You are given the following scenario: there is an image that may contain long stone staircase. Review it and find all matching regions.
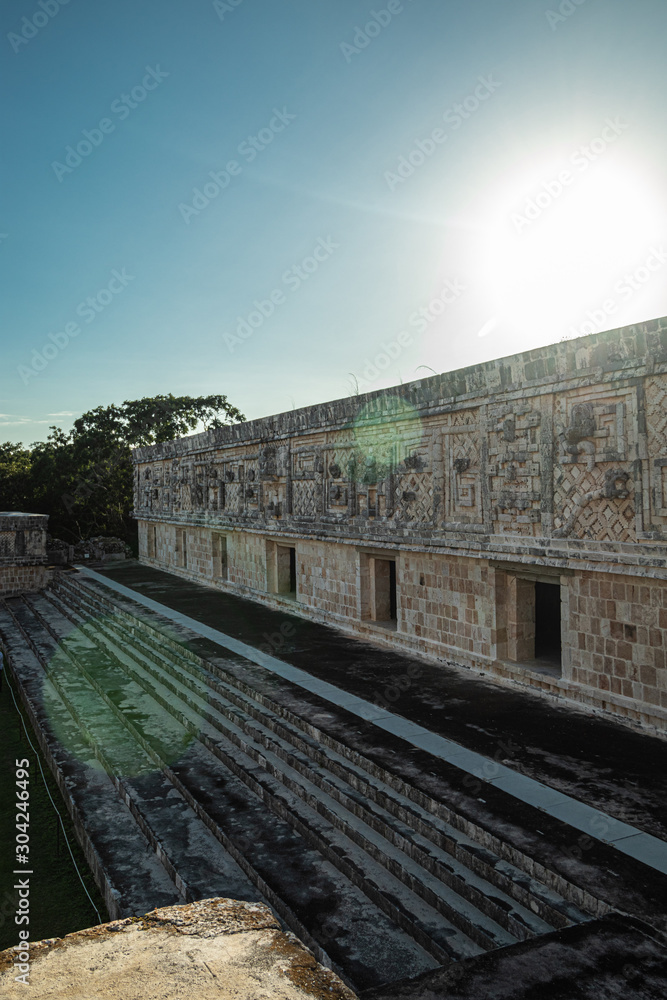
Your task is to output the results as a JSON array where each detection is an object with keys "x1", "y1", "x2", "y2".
[{"x1": 0, "y1": 573, "x2": 604, "y2": 991}]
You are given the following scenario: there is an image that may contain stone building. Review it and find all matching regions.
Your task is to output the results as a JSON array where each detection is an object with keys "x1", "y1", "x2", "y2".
[
  {"x1": 132, "y1": 319, "x2": 667, "y2": 735},
  {"x1": 0, "y1": 512, "x2": 49, "y2": 596}
]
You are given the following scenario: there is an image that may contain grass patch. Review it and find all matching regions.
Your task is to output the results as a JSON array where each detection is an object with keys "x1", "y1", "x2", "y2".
[{"x1": 0, "y1": 669, "x2": 109, "y2": 952}]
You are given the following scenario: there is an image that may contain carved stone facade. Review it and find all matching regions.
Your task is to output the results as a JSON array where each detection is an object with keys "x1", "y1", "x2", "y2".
[
  {"x1": 133, "y1": 318, "x2": 667, "y2": 736},
  {"x1": 0, "y1": 512, "x2": 49, "y2": 596}
]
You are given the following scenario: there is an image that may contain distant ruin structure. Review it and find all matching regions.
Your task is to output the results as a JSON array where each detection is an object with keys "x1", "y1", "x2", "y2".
[
  {"x1": 132, "y1": 319, "x2": 667, "y2": 735},
  {"x1": 0, "y1": 512, "x2": 49, "y2": 596}
]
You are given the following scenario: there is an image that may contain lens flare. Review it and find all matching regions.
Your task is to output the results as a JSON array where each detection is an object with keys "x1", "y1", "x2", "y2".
[
  {"x1": 43, "y1": 616, "x2": 195, "y2": 778},
  {"x1": 351, "y1": 395, "x2": 423, "y2": 482}
]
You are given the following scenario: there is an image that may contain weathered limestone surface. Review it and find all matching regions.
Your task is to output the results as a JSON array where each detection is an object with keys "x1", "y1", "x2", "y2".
[
  {"x1": 362, "y1": 914, "x2": 667, "y2": 1000},
  {"x1": 0, "y1": 897, "x2": 358, "y2": 999},
  {"x1": 131, "y1": 320, "x2": 667, "y2": 733},
  {"x1": 0, "y1": 512, "x2": 49, "y2": 596}
]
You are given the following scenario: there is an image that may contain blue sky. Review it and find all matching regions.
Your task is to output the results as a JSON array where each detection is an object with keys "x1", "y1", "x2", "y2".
[{"x1": 3, "y1": 0, "x2": 667, "y2": 444}]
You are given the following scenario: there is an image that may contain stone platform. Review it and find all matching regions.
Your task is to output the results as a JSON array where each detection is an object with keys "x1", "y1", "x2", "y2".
[
  {"x1": 0, "y1": 897, "x2": 356, "y2": 999},
  {"x1": 0, "y1": 512, "x2": 49, "y2": 597},
  {"x1": 1, "y1": 562, "x2": 666, "y2": 994}
]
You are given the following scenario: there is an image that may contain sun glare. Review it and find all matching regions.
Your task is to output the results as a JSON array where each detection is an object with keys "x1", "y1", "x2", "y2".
[{"x1": 475, "y1": 151, "x2": 667, "y2": 351}]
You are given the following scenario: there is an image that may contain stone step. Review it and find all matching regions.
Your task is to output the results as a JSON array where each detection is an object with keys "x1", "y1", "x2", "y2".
[
  {"x1": 51, "y1": 582, "x2": 590, "y2": 945},
  {"x1": 55, "y1": 575, "x2": 592, "y2": 930},
  {"x1": 49, "y1": 584, "x2": 527, "y2": 944},
  {"x1": 57, "y1": 592, "x2": 531, "y2": 952},
  {"x1": 19, "y1": 591, "x2": 443, "y2": 986},
  {"x1": 13, "y1": 596, "x2": 268, "y2": 907},
  {"x1": 0, "y1": 600, "x2": 179, "y2": 919},
  {"x1": 40, "y1": 588, "x2": 484, "y2": 965}
]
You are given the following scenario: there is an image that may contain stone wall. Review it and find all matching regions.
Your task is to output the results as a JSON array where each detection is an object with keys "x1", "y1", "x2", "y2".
[
  {"x1": 132, "y1": 319, "x2": 667, "y2": 735},
  {"x1": 0, "y1": 513, "x2": 49, "y2": 597},
  {"x1": 568, "y1": 571, "x2": 666, "y2": 711}
]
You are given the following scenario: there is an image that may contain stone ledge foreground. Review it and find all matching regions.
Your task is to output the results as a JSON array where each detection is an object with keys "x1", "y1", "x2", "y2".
[{"x1": 0, "y1": 897, "x2": 358, "y2": 1000}]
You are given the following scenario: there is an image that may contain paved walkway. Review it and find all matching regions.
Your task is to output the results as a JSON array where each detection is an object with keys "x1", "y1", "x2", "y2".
[{"x1": 80, "y1": 564, "x2": 667, "y2": 876}]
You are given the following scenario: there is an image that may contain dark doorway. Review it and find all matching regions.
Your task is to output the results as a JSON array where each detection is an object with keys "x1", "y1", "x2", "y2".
[
  {"x1": 289, "y1": 546, "x2": 297, "y2": 595},
  {"x1": 275, "y1": 543, "x2": 297, "y2": 597},
  {"x1": 389, "y1": 560, "x2": 397, "y2": 620},
  {"x1": 373, "y1": 558, "x2": 397, "y2": 623},
  {"x1": 534, "y1": 581, "x2": 561, "y2": 665},
  {"x1": 212, "y1": 534, "x2": 228, "y2": 580}
]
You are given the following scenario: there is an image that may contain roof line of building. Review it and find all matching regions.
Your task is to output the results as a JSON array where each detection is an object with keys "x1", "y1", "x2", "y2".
[{"x1": 131, "y1": 316, "x2": 667, "y2": 463}]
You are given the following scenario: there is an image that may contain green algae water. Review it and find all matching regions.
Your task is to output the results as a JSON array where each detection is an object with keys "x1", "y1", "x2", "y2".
[
  {"x1": 42, "y1": 615, "x2": 194, "y2": 779},
  {"x1": 0, "y1": 668, "x2": 108, "y2": 952}
]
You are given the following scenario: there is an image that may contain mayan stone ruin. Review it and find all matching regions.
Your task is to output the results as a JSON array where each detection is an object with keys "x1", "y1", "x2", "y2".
[
  {"x1": 0, "y1": 513, "x2": 49, "y2": 598},
  {"x1": 133, "y1": 319, "x2": 667, "y2": 736}
]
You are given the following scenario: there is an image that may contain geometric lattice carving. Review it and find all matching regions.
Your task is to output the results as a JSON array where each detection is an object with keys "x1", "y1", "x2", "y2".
[
  {"x1": 179, "y1": 485, "x2": 193, "y2": 512},
  {"x1": 0, "y1": 532, "x2": 17, "y2": 558},
  {"x1": 553, "y1": 388, "x2": 635, "y2": 540},
  {"x1": 554, "y1": 463, "x2": 635, "y2": 541},
  {"x1": 445, "y1": 409, "x2": 478, "y2": 428},
  {"x1": 292, "y1": 480, "x2": 318, "y2": 517},
  {"x1": 132, "y1": 353, "x2": 661, "y2": 553},
  {"x1": 225, "y1": 482, "x2": 244, "y2": 515},
  {"x1": 392, "y1": 472, "x2": 433, "y2": 523}
]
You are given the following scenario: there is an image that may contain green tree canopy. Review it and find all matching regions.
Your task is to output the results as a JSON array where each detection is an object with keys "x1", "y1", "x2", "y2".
[
  {"x1": 0, "y1": 442, "x2": 33, "y2": 511},
  {"x1": 72, "y1": 394, "x2": 245, "y2": 448},
  {"x1": 0, "y1": 394, "x2": 245, "y2": 545}
]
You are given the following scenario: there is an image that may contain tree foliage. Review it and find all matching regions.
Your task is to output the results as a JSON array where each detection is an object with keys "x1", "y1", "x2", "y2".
[
  {"x1": 0, "y1": 442, "x2": 33, "y2": 512},
  {"x1": 0, "y1": 394, "x2": 244, "y2": 545}
]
